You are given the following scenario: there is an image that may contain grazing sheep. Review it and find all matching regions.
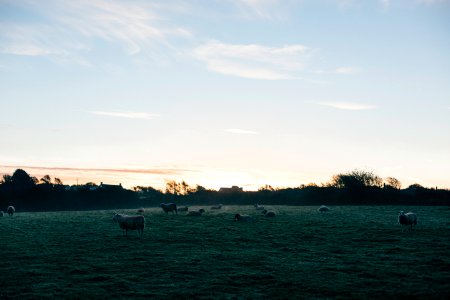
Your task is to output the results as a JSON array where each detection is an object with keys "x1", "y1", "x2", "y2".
[
  {"x1": 211, "y1": 204, "x2": 223, "y2": 210},
  {"x1": 137, "y1": 207, "x2": 145, "y2": 214},
  {"x1": 254, "y1": 204, "x2": 265, "y2": 210},
  {"x1": 112, "y1": 213, "x2": 145, "y2": 237},
  {"x1": 262, "y1": 210, "x2": 276, "y2": 217},
  {"x1": 187, "y1": 209, "x2": 205, "y2": 216},
  {"x1": 7, "y1": 206, "x2": 15, "y2": 216},
  {"x1": 178, "y1": 206, "x2": 189, "y2": 212},
  {"x1": 0, "y1": 211, "x2": 4, "y2": 217},
  {"x1": 160, "y1": 203, "x2": 177, "y2": 215},
  {"x1": 234, "y1": 214, "x2": 254, "y2": 222},
  {"x1": 318, "y1": 205, "x2": 330, "y2": 213},
  {"x1": 398, "y1": 211, "x2": 418, "y2": 231}
]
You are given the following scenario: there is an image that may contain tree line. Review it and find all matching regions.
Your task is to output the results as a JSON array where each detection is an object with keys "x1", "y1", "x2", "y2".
[{"x1": 0, "y1": 169, "x2": 448, "y2": 212}]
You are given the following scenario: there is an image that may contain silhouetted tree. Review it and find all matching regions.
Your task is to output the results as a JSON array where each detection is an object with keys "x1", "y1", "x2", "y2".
[
  {"x1": 385, "y1": 177, "x2": 401, "y2": 189},
  {"x1": 165, "y1": 180, "x2": 179, "y2": 195},
  {"x1": 407, "y1": 183, "x2": 425, "y2": 190},
  {"x1": 259, "y1": 184, "x2": 275, "y2": 191},
  {"x1": 329, "y1": 169, "x2": 383, "y2": 189},
  {"x1": 11, "y1": 169, "x2": 36, "y2": 191},
  {"x1": 40, "y1": 175, "x2": 52, "y2": 185},
  {"x1": 54, "y1": 177, "x2": 63, "y2": 185},
  {"x1": 1, "y1": 174, "x2": 12, "y2": 184}
]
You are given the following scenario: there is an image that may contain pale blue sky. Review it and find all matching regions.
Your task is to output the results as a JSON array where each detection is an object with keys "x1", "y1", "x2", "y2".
[{"x1": 1, "y1": 0, "x2": 449, "y2": 190}]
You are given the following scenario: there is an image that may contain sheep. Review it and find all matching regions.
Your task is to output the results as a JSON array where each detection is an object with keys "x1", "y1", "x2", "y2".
[
  {"x1": 137, "y1": 207, "x2": 145, "y2": 214},
  {"x1": 211, "y1": 204, "x2": 223, "y2": 210},
  {"x1": 318, "y1": 205, "x2": 330, "y2": 213},
  {"x1": 0, "y1": 211, "x2": 4, "y2": 217},
  {"x1": 7, "y1": 206, "x2": 15, "y2": 216},
  {"x1": 187, "y1": 209, "x2": 205, "y2": 216},
  {"x1": 398, "y1": 211, "x2": 418, "y2": 231},
  {"x1": 178, "y1": 206, "x2": 189, "y2": 212},
  {"x1": 112, "y1": 213, "x2": 145, "y2": 237},
  {"x1": 261, "y1": 210, "x2": 276, "y2": 217},
  {"x1": 234, "y1": 214, "x2": 254, "y2": 222},
  {"x1": 160, "y1": 203, "x2": 177, "y2": 215},
  {"x1": 254, "y1": 204, "x2": 265, "y2": 210}
]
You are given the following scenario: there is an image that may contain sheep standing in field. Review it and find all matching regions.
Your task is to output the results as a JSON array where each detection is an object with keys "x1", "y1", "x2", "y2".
[
  {"x1": 254, "y1": 204, "x2": 265, "y2": 210},
  {"x1": 137, "y1": 207, "x2": 145, "y2": 214},
  {"x1": 187, "y1": 208, "x2": 205, "y2": 216},
  {"x1": 7, "y1": 206, "x2": 15, "y2": 216},
  {"x1": 160, "y1": 203, "x2": 177, "y2": 215},
  {"x1": 112, "y1": 213, "x2": 145, "y2": 237},
  {"x1": 261, "y1": 209, "x2": 276, "y2": 217},
  {"x1": 235, "y1": 214, "x2": 254, "y2": 222},
  {"x1": 318, "y1": 205, "x2": 330, "y2": 213},
  {"x1": 398, "y1": 211, "x2": 418, "y2": 231},
  {"x1": 178, "y1": 206, "x2": 189, "y2": 212},
  {"x1": 0, "y1": 211, "x2": 4, "y2": 217},
  {"x1": 211, "y1": 204, "x2": 222, "y2": 210}
]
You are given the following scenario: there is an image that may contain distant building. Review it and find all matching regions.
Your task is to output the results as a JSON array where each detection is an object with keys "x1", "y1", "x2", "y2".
[
  {"x1": 218, "y1": 186, "x2": 243, "y2": 193},
  {"x1": 99, "y1": 182, "x2": 123, "y2": 190}
]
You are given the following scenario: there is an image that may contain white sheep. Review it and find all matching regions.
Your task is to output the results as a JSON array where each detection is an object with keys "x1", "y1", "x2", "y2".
[
  {"x1": 178, "y1": 206, "x2": 189, "y2": 212},
  {"x1": 261, "y1": 210, "x2": 276, "y2": 217},
  {"x1": 318, "y1": 205, "x2": 330, "y2": 213},
  {"x1": 211, "y1": 204, "x2": 222, "y2": 210},
  {"x1": 398, "y1": 211, "x2": 418, "y2": 231},
  {"x1": 254, "y1": 204, "x2": 265, "y2": 210},
  {"x1": 112, "y1": 213, "x2": 145, "y2": 237},
  {"x1": 187, "y1": 209, "x2": 205, "y2": 216},
  {"x1": 7, "y1": 206, "x2": 15, "y2": 216},
  {"x1": 160, "y1": 203, "x2": 177, "y2": 215},
  {"x1": 234, "y1": 213, "x2": 254, "y2": 222}
]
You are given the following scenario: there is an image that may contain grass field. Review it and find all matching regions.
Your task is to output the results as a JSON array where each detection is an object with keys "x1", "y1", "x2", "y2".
[{"x1": 1, "y1": 205, "x2": 450, "y2": 299}]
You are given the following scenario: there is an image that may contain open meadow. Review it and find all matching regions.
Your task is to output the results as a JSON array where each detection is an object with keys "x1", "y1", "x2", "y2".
[{"x1": 1, "y1": 205, "x2": 450, "y2": 299}]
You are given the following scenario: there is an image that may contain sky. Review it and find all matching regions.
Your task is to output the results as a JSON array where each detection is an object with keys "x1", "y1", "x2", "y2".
[{"x1": 0, "y1": 0, "x2": 449, "y2": 191}]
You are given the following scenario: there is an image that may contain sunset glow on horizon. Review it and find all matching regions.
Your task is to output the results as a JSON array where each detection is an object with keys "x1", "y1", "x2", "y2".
[{"x1": 1, "y1": 0, "x2": 449, "y2": 191}]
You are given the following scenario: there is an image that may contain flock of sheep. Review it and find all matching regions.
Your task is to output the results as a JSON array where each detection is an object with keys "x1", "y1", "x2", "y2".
[
  {"x1": 1, "y1": 203, "x2": 418, "y2": 237},
  {"x1": 111, "y1": 203, "x2": 419, "y2": 237}
]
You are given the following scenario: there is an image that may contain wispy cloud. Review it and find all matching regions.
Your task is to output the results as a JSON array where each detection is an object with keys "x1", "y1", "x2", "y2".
[
  {"x1": 89, "y1": 111, "x2": 160, "y2": 119},
  {"x1": 314, "y1": 66, "x2": 362, "y2": 75},
  {"x1": 232, "y1": 0, "x2": 285, "y2": 19},
  {"x1": 416, "y1": 0, "x2": 450, "y2": 5},
  {"x1": 313, "y1": 101, "x2": 378, "y2": 110},
  {"x1": 193, "y1": 40, "x2": 312, "y2": 80},
  {"x1": 0, "y1": 0, "x2": 191, "y2": 64},
  {"x1": 225, "y1": 128, "x2": 258, "y2": 134},
  {"x1": 334, "y1": 66, "x2": 362, "y2": 74}
]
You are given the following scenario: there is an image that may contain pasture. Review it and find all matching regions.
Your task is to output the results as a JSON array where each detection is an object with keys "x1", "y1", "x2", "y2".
[{"x1": 1, "y1": 206, "x2": 449, "y2": 299}]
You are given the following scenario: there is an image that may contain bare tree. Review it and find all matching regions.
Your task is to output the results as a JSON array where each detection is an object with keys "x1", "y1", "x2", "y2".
[
  {"x1": 385, "y1": 177, "x2": 401, "y2": 189},
  {"x1": 165, "y1": 180, "x2": 180, "y2": 195},
  {"x1": 40, "y1": 175, "x2": 51, "y2": 185},
  {"x1": 54, "y1": 177, "x2": 63, "y2": 185},
  {"x1": 258, "y1": 184, "x2": 275, "y2": 191}
]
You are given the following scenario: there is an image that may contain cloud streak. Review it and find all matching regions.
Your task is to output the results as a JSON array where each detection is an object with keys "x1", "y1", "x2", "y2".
[
  {"x1": 0, "y1": 165, "x2": 193, "y2": 176},
  {"x1": 225, "y1": 128, "x2": 258, "y2": 134},
  {"x1": 232, "y1": 0, "x2": 285, "y2": 19},
  {"x1": 313, "y1": 102, "x2": 378, "y2": 110},
  {"x1": 89, "y1": 111, "x2": 160, "y2": 119},
  {"x1": 193, "y1": 40, "x2": 311, "y2": 80}
]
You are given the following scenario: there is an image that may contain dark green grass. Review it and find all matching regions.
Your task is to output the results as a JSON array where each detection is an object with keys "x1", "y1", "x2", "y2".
[{"x1": 1, "y1": 206, "x2": 449, "y2": 299}]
